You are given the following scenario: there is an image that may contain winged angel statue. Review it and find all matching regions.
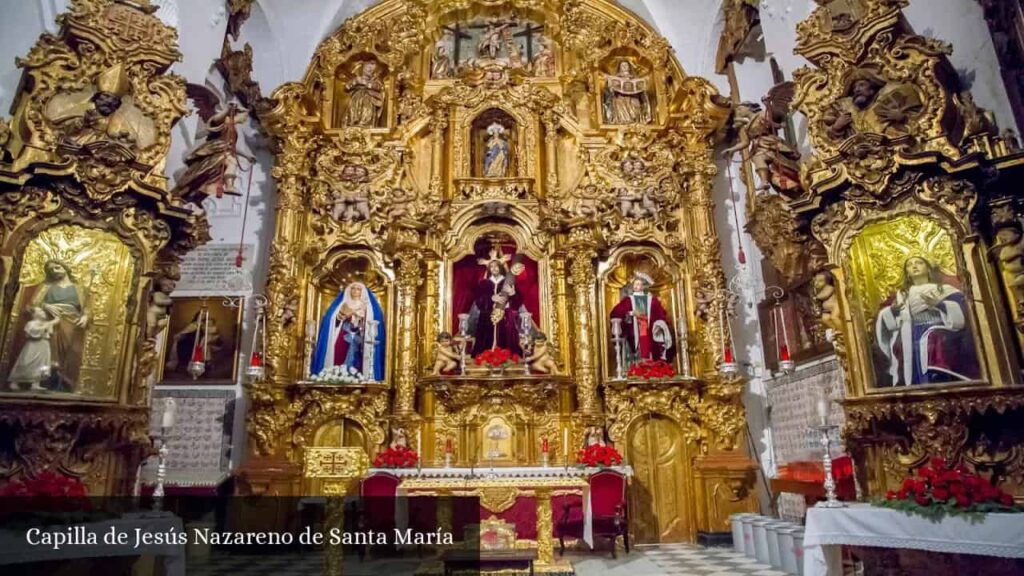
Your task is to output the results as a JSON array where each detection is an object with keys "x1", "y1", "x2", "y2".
[
  {"x1": 721, "y1": 82, "x2": 802, "y2": 197},
  {"x1": 171, "y1": 84, "x2": 255, "y2": 204}
]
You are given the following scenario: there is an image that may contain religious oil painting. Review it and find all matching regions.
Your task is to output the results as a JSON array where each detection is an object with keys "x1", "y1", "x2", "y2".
[
  {"x1": 431, "y1": 18, "x2": 555, "y2": 79},
  {"x1": 847, "y1": 215, "x2": 982, "y2": 389},
  {"x1": 451, "y1": 234, "x2": 541, "y2": 359},
  {"x1": 161, "y1": 297, "x2": 242, "y2": 384},
  {"x1": 601, "y1": 253, "x2": 679, "y2": 380},
  {"x1": 0, "y1": 225, "x2": 134, "y2": 398}
]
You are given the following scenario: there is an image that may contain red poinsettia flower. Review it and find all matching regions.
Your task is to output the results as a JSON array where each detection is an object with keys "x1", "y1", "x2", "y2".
[
  {"x1": 373, "y1": 446, "x2": 419, "y2": 469},
  {"x1": 575, "y1": 444, "x2": 623, "y2": 468},
  {"x1": 879, "y1": 456, "x2": 1020, "y2": 517},
  {"x1": 627, "y1": 360, "x2": 677, "y2": 381}
]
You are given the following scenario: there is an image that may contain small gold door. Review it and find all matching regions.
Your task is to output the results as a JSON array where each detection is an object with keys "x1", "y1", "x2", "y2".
[{"x1": 627, "y1": 415, "x2": 693, "y2": 543}]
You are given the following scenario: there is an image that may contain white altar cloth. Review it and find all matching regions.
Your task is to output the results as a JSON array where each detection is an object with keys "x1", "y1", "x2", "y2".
[
  {"x1": 803, "y1": 504, "x2": 1024, "y2": 576},
  {"x1": 368, "y1": 465, "x2": 634, "y2": 479},
  {"x1": 0, "y1": 513, "x2": 185, "y2": 576}
]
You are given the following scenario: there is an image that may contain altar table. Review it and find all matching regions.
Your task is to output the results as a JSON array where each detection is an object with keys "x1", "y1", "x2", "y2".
[
  {"x1": 381, "y1": 466, "x2": 633, "y2": 564},
  {"x1": 803, "y1": 504, "x2": 1024, "y2": 576}
]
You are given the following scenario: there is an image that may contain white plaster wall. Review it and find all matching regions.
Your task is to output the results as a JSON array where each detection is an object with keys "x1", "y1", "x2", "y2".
[
  {"x1": 904, "y1": 0, "x2": 1015, "y2": 131},
  {"x1": 0, "y1": 0, "x2": 64, "y2": 114}
]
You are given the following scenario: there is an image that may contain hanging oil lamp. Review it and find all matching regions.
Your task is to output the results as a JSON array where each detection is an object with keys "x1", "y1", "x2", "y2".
[
  {"x1": 187, "y1": 303, "x2": 210, "y2": 380},
  {"x1": 246, "y1": 296, "x2": 268, "y2": 382},
  {"x1": 776, "y1": 303, "x2": 794, "y2": 374},
  {"x1": 719, "y1": 303, "x2": 738, "y2": 375}
]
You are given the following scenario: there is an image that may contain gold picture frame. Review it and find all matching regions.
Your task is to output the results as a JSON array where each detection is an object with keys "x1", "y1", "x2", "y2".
[{"x1": 159, "y1": 297, "x2": 242, "y2": 384}]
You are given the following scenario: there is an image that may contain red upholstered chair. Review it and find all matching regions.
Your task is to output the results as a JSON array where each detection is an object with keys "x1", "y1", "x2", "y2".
[
  {"x1": 358, "y1": 472, "x2": 400, "y2": 557},
  {"x1": 557, "y1": 470, "x2": 629, "y2": 558}
]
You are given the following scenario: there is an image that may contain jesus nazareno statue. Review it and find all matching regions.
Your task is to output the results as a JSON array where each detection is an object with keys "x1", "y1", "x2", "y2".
[{"x1": 468, "y1": 258, "x2": 524, "y2": 356}]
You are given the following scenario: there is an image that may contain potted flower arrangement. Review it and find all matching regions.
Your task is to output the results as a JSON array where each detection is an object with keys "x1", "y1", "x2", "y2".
[
  {"x1": 310, "y1": 365, "x2": 372, "y2": 385},
  {"x1": 627, "y1": 359, "x2": 676, "y2": 381},
  {"x1": 373, "y1": 445, "x2": 419, "y2": 469},
  {"x1": 474, "y1": 347, "x2": 520, "y2": 375},
  {"x1": 576, "y1": 444, "x2": 623, "y2": 469},
  {"x1": 879, "y1": 457, "x2": 1020, "y2": 519}
]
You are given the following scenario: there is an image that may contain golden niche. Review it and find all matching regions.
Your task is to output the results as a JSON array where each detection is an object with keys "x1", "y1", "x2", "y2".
[
  {"x1": 846, "y1": 215, "x2": 982, "y2": 389},
  {"x1": 0, "y1": 225, "x2": 135, "y2": 398}
]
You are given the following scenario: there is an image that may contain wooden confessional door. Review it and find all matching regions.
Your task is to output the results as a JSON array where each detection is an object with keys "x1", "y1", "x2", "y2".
[{"x1": 627, "y1": 415, "x2": 694, "y2": 543}]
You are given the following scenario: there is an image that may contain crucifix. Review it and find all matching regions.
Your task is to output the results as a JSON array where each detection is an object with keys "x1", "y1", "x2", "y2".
[
  {"x1": 441, "y1": 24, "x2": 474, "y2": 66},
  {"x1": 513, "y1": 22, "x2": 545, "y2": 62}
]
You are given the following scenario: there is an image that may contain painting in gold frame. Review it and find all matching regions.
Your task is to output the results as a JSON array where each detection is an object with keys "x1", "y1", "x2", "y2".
[
  {"x1": 846, "y1": 214, "x2": 983, "y2": 389},
  {"x1": 160, "y1": 297, "x2": 242, "y2": 384},
  {"x1": 0, "y1": 225, "x2": 135, "y2": 400}
]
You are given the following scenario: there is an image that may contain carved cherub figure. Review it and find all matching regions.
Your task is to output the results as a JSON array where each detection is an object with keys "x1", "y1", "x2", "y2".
[
  {"x1": 585, "y1": 426, "x2": 605, "y2": 447},
  {"x1": 329, "y1": 180, "x2": 371, "y2": 222},
  {"x1": 387, "y1": 186, "x2": 416, "y2": 220},
  {"x1": 992, "y1": 222, "x2": 1024, "y2": 299},
  {"x1": 812, "y1": 271, "x2": 841, "y2": 336},
  {"x1": 145, "y1": 276, "x2": 176, "y2": 339},
  {"x1": 390, "y1": 427, "x2": 408, "y2": 449},
  {"x1": 431, "y1": 332, "x2": 461, "y2": 375},
  {"x1": 525, "y1": 331, "x2": 558, "y2": 374}
]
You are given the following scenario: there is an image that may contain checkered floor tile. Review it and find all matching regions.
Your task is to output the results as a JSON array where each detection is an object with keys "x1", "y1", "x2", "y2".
[
  {"x1": 184, "y1": 544, "x2": 787, "y2": 576},
  {"x1": 640, "y1": 544, "x2": 788, "y2": 576}
]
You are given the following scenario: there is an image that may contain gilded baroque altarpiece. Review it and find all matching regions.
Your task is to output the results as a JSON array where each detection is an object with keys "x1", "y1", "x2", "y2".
[
  {"x1": 0, "y1": 0, "x2": 208, "y2": 495},
  {"x1": 742, "y1": 0, "x2": 1024, "y2": 499},
  {"x1": 239, "y1": 0, "x2": 757, "y2": 542}
]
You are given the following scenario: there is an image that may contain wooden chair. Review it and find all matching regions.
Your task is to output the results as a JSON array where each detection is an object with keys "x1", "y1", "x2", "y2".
[{"x1": 557, "y1": 470, "x2": 629, "y2": 558}]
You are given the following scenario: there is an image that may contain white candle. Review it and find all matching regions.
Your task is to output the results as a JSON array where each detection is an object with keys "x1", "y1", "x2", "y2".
[
  {"x1": 563, "y1": 428, "x2": 569, "y2": 456},
  {"x1": 816, "y1": 393, "x2": 829, "y2": 427},
  {"x1": 416, "y1": 429, "x2": 422, "y2": 453},
  {"x1": 161, "y1": 398, "x2": 176, "y2": 429}
]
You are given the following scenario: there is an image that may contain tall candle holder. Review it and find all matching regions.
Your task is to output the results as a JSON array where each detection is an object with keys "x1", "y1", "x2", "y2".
[
  {"x1": 610, "y1": 318, "x2": 625, "y2": 379},
  {"x1": 813, "y1": 423, "x2": 845, "y2": 508},
  {"x1": 152, "y1": 397, "x2": 175, "y2": 512}
]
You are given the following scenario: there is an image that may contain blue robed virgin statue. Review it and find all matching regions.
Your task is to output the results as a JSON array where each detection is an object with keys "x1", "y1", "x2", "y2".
[{"x1": 311, "y1": 282, "x2": 386, "y2": 381}]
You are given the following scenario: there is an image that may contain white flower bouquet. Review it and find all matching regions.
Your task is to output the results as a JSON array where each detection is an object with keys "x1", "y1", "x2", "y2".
[{"x1": 310, "y1": 365, "x2": 373, "y2": 385}]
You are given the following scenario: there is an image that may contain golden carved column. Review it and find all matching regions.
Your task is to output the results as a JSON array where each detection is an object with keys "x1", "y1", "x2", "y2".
[
  {"x1": 536, "y1": 487, "x2": 555, "y2": 565},
  {"x1": 429, "y1": 114, "x2": 447, "y2": 201},
  {"x1": 551, "y1": 256, "x2": 571, "y2": 374},
  {"x1": 685, "y1": 160, "x2": 730, "y2": 375},
  {"x1": 566, "y1": 229, "x2": 600, "y2": 415},
  {"x1": 394, "y1": 249, "x2": 424, "y2": 415},
  {"x1": 542, "y1": 115, "x2": 560, "y2": 197}
]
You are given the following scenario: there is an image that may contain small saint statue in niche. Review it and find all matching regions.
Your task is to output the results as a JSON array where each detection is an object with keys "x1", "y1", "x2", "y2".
[
  {"x1": 432, "y1": 39, "x2": 454, "y2": 79},
  {"x1": 7, "y1": 307, "x2": 60, "y2": 391},
  {"x1": 603, "y1": 61, "x2": 653, "y2": 125},
  {"x1": 483, "y1": 123, "x2": 511, "y2": 178},
  {"x1": 532, "y1": 38, "x2": 556, "y2": 77},
  {"x1": 343, "y1": 61, "x2": 385, "y2": 128}
]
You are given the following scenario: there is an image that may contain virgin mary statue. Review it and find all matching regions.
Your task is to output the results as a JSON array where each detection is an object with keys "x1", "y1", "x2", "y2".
[
  {"x1": 311, "y1": 282, "x2": 386, "y2": 381},
  {"x1": 875, "y1": 256, "x2": 979, "y2": 386}
]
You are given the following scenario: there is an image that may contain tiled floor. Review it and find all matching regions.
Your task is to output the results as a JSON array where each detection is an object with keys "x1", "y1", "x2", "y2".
[
  {"x1": 641, "y1": 544, "x2": 788, "y2": 576},
  {"x1": 185, "y1": 544, "x2": 786, "y2": 576}
]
